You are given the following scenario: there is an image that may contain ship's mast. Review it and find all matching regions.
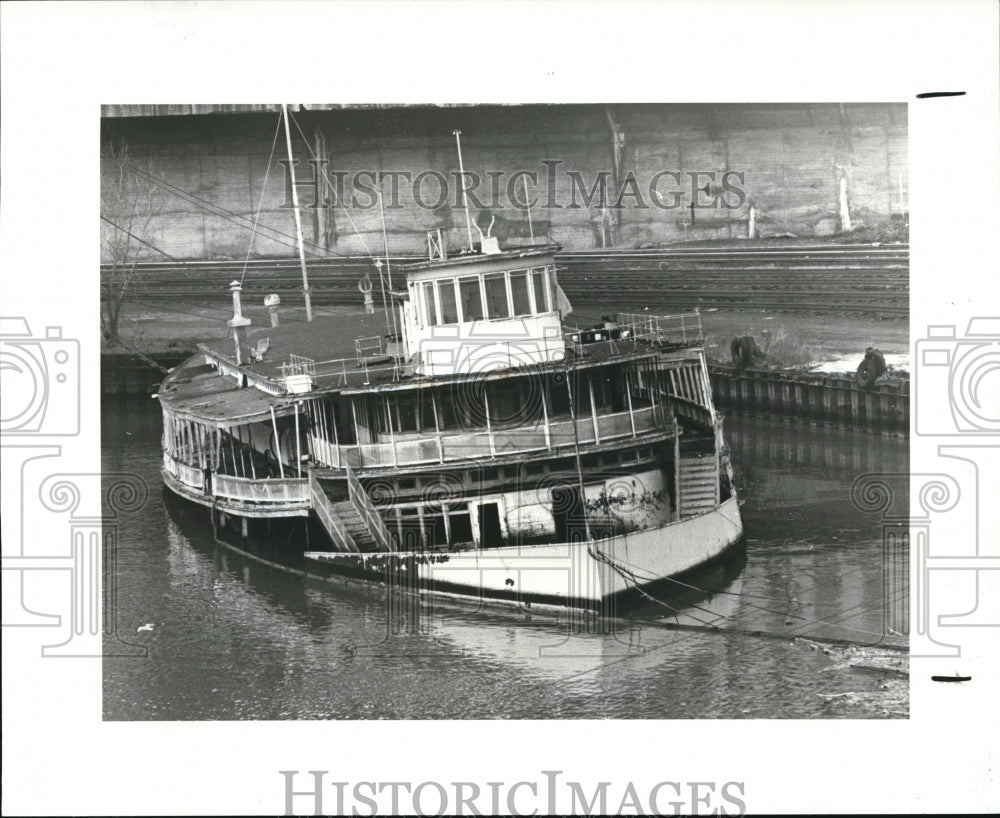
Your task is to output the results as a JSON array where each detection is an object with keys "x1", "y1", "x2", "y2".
[
  {"x1": 282, "y1": 103, "x2": 313, "y2": 322},
  {"x1": 453, "y1": 129, "x2": 474, "y2": 252}
]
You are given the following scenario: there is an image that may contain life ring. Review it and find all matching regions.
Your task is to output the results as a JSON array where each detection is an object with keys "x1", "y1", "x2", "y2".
[{"x1": 358, "y1": 274, "x2": 373, "y2": 294}]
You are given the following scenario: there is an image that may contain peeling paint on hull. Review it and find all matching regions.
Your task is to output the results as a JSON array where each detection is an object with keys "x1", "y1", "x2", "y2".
[{"x1": 305, "y1": 496, "x2": 743, "y2": 610}]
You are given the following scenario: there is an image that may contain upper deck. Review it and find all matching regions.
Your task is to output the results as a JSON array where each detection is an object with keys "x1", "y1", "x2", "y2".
[{"x1": 160, "y1": 236, "x2": 707, "y2": 424}]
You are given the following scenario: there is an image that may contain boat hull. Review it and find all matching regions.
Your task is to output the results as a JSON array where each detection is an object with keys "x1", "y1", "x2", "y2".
[{"x1": 304, "y1": 496, "x2": 743, "y2": 611}]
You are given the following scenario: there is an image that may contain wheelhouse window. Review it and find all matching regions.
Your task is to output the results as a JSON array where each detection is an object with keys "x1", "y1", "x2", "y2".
[
  {"x1": 419, "y1": 266, "x2": 553, "y2": 326},
  {"x1": 531, "y1": 268, "x2": 549, "y2": 312},
  {"x1": 438, "y1": 279, "x2": 459, "y2": 324},
  {"x1": 484, "y1": 273, "x2": 511, "y2": 319},
  {"x1": 509, "y1": 270, "x2": 532, "y2": 316},
  {"x1": 422, "y1": 281, "x2": 436, "y2": 326},
  {"x1": 459, "y1": 276, "x2": 484, "y2": 321}
]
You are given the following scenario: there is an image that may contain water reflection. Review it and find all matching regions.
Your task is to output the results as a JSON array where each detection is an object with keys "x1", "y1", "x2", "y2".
[{"x1": 103, "y1": 397, "x2": 907, "y2": 720}]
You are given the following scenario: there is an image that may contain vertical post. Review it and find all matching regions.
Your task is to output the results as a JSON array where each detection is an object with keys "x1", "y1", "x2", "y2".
[
  {"x1": 483, "y1": 388, "x2": 496, "y2": 457},
  {"x1": 674, "y1": 426, "x2": 681, "y2": 521},
  {"x1": 329, "y1": 400, "x2": 340, "y2": 468},
  {"x1": 541, "y1": 375, "x2": 551, "y2": 450},
  {"x1": 564, "y1": 369, "x2": 592, "y2": 542},
  {"x1": 270, "y1": 405, "x2": 285, "y2": 478},
  {"x1": 625, "y1": 365, "x2": 636, "y2": 437},
  {"x1": 588, "y1": 373, "x2": 601, "y2": 444},
  {"x1": 237, "y1": 426, "x2": 248, "y2": 476},
  {"x1": 294, "y1": 403, "x2": 302, "y2": 477},
  {"x1": 282, "y1": 103, "x2": 313, "y2": 322},
  {"x1": 376, "y1": 192, "x2": 395, "y2": 339},
  {"x1": 431, "y1": 391, "x2": 444, "y2": 463},
  {"x1": 245, "y1": 426, "x2": 257, "y2": 480},
  {"x1": 350, "y1": 396, "x2": 362, "y2": 466},
  {"x1": 453, "y1": 129, "x2": 474, "y2": 251},
  {"x1": 524, "y1": 174, "x2": 535, "y2": 242},
  {"x1": 229, "y1": 432, "x2": 240, "y2": 477}
]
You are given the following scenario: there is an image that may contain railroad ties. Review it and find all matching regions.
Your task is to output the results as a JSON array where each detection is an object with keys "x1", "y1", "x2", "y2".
[
  {"x1": 104, "y1": 243, "x2": 908, "y2": 318},
  {"x1": 556, "y1": 243, "x2": 908, "y2": 318}
]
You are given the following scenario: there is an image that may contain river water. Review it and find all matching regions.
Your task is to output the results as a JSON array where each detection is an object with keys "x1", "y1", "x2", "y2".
[{"x1": 102, "y1": 398, "x2": 908, "y2": 720}]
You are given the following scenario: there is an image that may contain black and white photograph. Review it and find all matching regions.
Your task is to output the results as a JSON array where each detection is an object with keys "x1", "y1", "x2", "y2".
[
  {"x1": 98, "y1": 101, "x2": 910, "y2": 724},
  {"x1": 2, "y1": 2, "x2": 998, "y2": 815}
]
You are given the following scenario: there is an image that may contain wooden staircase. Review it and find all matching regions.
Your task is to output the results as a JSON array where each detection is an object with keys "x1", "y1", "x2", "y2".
[
  {"x1": 677, "y1": 453, "x2": 720, "y2": 518},
  {"x1": 308, "y1": 468, "x2": 394, "y2": 553}
]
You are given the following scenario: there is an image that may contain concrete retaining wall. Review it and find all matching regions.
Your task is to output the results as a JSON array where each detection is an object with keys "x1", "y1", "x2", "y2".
[{"x1": 101, "y1": 103, "x2": 907, "y2": 260}]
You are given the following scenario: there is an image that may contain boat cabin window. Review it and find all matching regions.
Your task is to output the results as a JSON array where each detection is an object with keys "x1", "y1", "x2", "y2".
[
  {"x1": 438, "y1": 279, "x2": 459, "y2": 324},
  {"x1": 422, "y1": 281, "x2": 435, "y2": 326},
  {"x1": 531, "y1": 268, "x2": 549, "y2": 312},
  {"x1": 415, "y1": 265, "x2": 554, "y2": 327},
  {"x1": 509, "y1": 271, "x2": 532, "y2": 316},
  {"x1": 459, "y1": 276, "x2": 485, "y2": 321},
  {"x1": 484, "y1": 273, "x2": 511, "y2": 319}
]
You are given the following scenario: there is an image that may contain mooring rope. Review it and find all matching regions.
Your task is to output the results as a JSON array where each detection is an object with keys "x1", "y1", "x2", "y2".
[{"x1": 587, "y1": 542, "x2": 906, "y2": 651}]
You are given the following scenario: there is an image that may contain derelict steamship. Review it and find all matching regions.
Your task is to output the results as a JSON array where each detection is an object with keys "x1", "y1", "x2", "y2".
[{"x1": 156, "y1": 224, "x2": 743, "y2": 611}]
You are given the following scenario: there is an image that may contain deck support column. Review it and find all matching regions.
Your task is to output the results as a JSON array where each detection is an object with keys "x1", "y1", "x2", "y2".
[
  {"x1": 588, "y1": 374, "x2": 601, "y2": 444},
  {"x1": 541, "y1": 377, "x2": 551, "y2": 450},
  {"x1": 483, "y1": 388, "x2": 496, "y2": 457},
  {"x1": 270, "y1": 405, "x2": 285, "y2": 478},
  {"x1": 626, "y1": 366, "x2": 636, "y2": 438},
  {"x1": 431, "y1": 392, "x2": 444, "y2": 463},
  {"x1": 294, "y1": 403, "x2": 303, "y2": 476},
  {"x1": 329, "y1": 400, "x2": 341, "y2": 469}
]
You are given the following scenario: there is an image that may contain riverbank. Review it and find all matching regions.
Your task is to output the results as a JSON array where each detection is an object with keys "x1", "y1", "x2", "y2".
[{"x1": 107, "y1": 301, "x2": 908, "y2": 365}]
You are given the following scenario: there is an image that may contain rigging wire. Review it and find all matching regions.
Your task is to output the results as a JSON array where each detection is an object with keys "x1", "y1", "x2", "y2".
[
  {"x1": 287, "y1": 108, "x2": 380, "y2": 264},
  {"x1": 240, "y1": 112, "x2": 284, "y2": 286},
  {"x1": 120, "y1": 163, "x2": 326, "y2": 257},
  {"x1": 100, "y1": 215, "x2": 181, "y2": 262},
  {"x1": 287, "y1": 107, "x2": 401, "y2": 341}
]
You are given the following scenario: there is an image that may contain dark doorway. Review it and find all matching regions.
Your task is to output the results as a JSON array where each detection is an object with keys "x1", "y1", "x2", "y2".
[
  {"x1": 551, "y1": 485, "x2": 585, "y2": 543},
  {"x1": 478, "y1": 503, "x2": 503, "y2": 547}
]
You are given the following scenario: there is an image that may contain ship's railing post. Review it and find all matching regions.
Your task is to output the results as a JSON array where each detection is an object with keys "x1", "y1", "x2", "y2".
[
  {"x1": 626, "y1": 365, "x2": 637, "y2": 438},
  {"x1": 483, "y1": 389, "x2": 496, "y2": 457},
  {"x1": 541, "y1": 378, "x2": 552, "y2": 450}
]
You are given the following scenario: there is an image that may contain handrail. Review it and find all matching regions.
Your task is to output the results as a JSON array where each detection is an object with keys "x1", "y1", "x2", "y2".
[
  {"x1": 308, "y1": 471, "x2": 359, "y2": 553},
  {"x1": 345, "y1": 464, "x2": 395, "y2": 552},
  {"x1": 616, "y1": 311, "x2": 703, "y2": 344}
]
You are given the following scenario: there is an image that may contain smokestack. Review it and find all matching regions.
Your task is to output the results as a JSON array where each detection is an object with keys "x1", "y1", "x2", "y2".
[
  {"x1": 227, "y1": 280, "x2": 252, "y2": 366},
  {"x1": 265, "y1": 293, "x2": 281, "y2": 328}
]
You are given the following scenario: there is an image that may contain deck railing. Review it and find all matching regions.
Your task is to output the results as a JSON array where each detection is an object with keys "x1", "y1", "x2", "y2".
[
  {"x1": 617, "y1": 311, "x2": 703, "y2": 345},
  {"x1": 164, "y1": 453, "x2": 308, "y2": 508},
  {"x1": 329, "y1": 404, "x2": 666, "y2": 469},
  {"x1": 213, "y1": 473, "x2": 309, "y2": 505}
]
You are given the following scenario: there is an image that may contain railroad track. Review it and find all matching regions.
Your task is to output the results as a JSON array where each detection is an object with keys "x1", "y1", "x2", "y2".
[
  {"x1": 556, "y1": 244, "x2": 908, "y2": 317},
  {"x1": 105, "y1": 243, "x2": 909, "y2": 317}
]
